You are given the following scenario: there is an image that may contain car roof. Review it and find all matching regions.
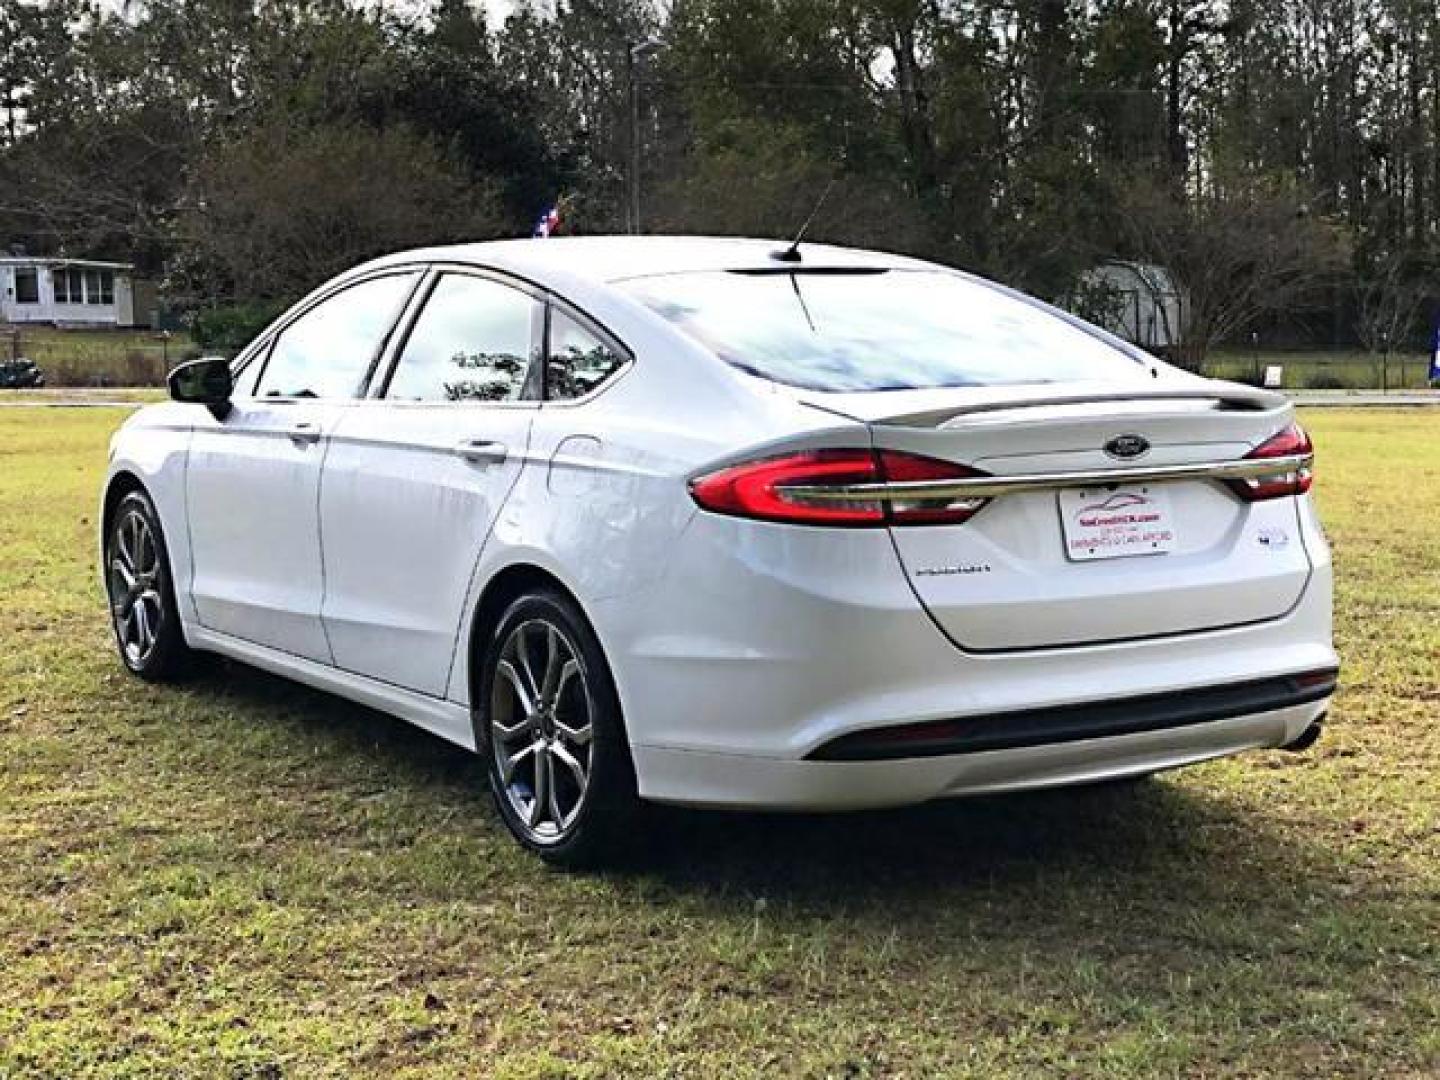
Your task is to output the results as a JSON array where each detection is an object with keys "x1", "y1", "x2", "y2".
[{"x1": 363, "y1": 235, "x2": 935, "y2": 285}]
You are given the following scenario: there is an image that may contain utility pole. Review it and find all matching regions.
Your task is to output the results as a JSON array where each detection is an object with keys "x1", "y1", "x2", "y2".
[
  {"x1": 2, "y1": 82, "x2": 16, "y2": 146},
  {"x1": 627, "y1": 39, "x2": 661, "y2": 235}
]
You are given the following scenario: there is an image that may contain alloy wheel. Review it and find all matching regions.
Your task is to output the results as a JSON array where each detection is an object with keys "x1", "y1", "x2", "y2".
[
  {"x1": 489, "y1": 618, "x2": 594, "y2": 844},
  {"x1": 108, "y1": 508, "x2": 165, "y2": 668}
]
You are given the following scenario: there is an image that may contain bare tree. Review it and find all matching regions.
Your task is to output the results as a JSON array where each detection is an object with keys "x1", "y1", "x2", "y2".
[
  {"x1": 178, "y1": 122, "x2": 505, "y2": 300},
  {"x1": 1118, "y1": 176, "x2": 1348, "y2": 370},
  {"x1": 1356, "y1": 250, "x2": 1425, "y2": 353}
]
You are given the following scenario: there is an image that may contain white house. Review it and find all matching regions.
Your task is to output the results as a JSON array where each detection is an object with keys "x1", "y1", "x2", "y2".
[
  {"x1": 1081, "y1": 261, "x2": 1188, "y2": 351},
  {"x1": 0, "y1": 256, "x2": 152, "y2": 327}
]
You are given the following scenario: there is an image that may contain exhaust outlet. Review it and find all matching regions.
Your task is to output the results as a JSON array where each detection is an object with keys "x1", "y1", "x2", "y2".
[{"x1": 1281, "y1": 714, "x2": 1326, "y2": 753}]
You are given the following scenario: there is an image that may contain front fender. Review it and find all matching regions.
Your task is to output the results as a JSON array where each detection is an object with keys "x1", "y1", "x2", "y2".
[{"x1": 101, "y1": 404, "x2": 196, "y2": 628}]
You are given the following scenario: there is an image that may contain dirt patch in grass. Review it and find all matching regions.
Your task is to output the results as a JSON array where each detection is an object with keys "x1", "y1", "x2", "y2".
[{"x1": 0, "y1": 408, "x2": 1435, "y2": 1077}]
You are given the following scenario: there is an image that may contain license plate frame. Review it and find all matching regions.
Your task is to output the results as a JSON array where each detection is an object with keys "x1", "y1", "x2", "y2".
[{"x1": 1058, "y1": 484, "x2": 1177, "y2": 562}]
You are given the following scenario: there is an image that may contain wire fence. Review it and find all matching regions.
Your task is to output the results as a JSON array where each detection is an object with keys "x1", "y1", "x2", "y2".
[
  {"x1": 2, "y1": 325, "x2": 192, "y2": 387},
  {"x1": 1205, "y1": 349, "x2": 1435, "y2": 391}
]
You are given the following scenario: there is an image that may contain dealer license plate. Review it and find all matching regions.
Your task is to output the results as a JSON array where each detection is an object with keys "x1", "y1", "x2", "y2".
[{"x1": 1058, "y1": 485, "x2": 1177, "y2": 562}]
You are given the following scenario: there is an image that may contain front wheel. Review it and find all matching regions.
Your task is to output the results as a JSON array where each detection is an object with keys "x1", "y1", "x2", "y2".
[
  {"x1": 104, "y1": 489, "x2": 192, "y2": 682},
  {"x1": 476, "y1": 589, "x2": 639, "y2": 866}
]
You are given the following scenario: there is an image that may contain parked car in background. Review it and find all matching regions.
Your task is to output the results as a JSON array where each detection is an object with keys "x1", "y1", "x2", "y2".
[
  {"x1": 0, "y1": 358, "x2": 45, "y2": 388},
  {"x1": 100, "y1": 237, "x2": 1338, "y2": 864}
]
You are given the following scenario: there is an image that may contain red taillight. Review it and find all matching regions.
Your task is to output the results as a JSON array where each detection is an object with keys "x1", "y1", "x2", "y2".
[
  {"x1": 689, "y1": 449, "x2": 990, "y2": 527},
  {"x1": 1229, "y1": 423, "x2": 1315, "y2": 502},
  {"x1": 689, "y1": 449, "x2": 887, "y2": 526},
  {"x1": 875, "y1": 450, "x2": 991, "y2": 525}
]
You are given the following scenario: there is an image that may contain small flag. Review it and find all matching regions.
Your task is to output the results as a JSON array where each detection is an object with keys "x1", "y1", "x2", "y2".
[
  {"x1": 532, "y1": 205, "x2": 561, "y2": 239},
  {"x1": 1431, "y1": 318, "x2": 1440, "y2": 383}
]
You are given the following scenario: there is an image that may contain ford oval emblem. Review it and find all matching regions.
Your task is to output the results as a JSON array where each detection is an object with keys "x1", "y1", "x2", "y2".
[{"x1": 1104, "y1": 434, "x2": 1150, "y2": 460}]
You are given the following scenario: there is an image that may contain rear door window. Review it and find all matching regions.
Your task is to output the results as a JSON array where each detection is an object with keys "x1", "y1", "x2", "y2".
[
  {"x1": 621, "y1": 270, "x2": 1146, "y2": 392},
  {"x1": 386, "y1": 273, "x2": 537, "y2": 404}
]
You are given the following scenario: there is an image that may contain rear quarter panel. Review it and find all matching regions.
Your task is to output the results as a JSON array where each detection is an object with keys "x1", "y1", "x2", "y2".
[{"x1": 440, "y1": 291, "x2": 870, "y2": 710}]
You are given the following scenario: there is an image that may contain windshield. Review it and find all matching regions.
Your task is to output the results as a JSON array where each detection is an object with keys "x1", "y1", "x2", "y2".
[{"x1": 621, "y1": 269, "x2": 1147, "y2": 392}]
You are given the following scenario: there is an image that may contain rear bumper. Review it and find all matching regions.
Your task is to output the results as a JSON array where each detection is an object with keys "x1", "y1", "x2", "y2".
[
  {"x1": 634, "y1": 698, "x2": 1329, "y2": 810},
  {"x1": 596, "y1": 493, "x2": 1336, "y2": 809}
]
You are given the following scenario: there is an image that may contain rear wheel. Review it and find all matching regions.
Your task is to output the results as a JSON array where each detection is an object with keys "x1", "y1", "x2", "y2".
[
  {"x1": 476, "y1": 589, "x2": 639, "y2": 866},
  {"x1": 104, "y1": 489, "x2": 192, "y2": 682}
]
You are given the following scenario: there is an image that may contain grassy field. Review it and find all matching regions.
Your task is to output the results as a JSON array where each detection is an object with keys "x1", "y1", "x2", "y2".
[
  {"x1": 0, "y1": 388, "x2": 168, "y2": 405},
  {"x1": 3, "y1": 327, "x2": 194, "y2": 388},
  {"x1": 0, "y1": 409, "x2": 1436, "y2": 1078},
  {"x1": 1207, "y1": 349, "x2": 1435, "y2": 390}
]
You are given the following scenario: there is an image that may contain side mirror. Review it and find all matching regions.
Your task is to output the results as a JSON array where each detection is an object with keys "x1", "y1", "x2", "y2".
[{"x1": 168, "y1": 356, "x2": 233, "y2": 419}]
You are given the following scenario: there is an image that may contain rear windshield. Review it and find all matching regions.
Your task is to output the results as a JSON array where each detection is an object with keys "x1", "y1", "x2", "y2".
[{"x1": 621, "y1": 269, "x2": 1146, "y2": 392}]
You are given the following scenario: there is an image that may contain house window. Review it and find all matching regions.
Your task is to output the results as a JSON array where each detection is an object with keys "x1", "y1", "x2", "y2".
[
  {"x1": 14, "y1": 269, "x2": 39, "y2": 304},
  {"x1": 54, "y1": 267, "x2": 85, "y2": 304},
  {"x1": 52, "y1": 267, "x2": 114, "y2": 305}
]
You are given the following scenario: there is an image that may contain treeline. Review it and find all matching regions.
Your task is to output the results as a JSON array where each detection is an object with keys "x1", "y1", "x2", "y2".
[{"x1": 2, "y1": 0, "x2": 1438, "y2": 359}]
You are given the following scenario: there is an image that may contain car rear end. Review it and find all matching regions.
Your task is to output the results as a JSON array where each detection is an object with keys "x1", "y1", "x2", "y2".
[{"x1": 610, "y1": 256, "x2": 1337, "y2": 809}]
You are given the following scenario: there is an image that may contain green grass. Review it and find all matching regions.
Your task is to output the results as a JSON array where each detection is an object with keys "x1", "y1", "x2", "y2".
[
  {"x1": 1207, "y1": 349, "x2": 1434, "y2": 390},
  {"x1": 0, "y1": 388, "x2": 167, "y2": 405},
  {"x1": 2, "y1": 326, "x2": 194, "y2": 388},
  {"x1": 1, "y1": 408, "x2": 1436, "y2": 1077}
]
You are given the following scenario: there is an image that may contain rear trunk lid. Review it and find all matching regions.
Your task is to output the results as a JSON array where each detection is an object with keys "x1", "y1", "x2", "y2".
[{"x1": 800, "y1": 379, "x2": 1314, "y2": 651}]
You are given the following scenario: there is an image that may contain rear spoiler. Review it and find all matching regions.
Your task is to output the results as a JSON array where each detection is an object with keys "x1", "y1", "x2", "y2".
[
  {"x1": 797, "y1": 380, "x2": 1290, "y2": 428},
  {"x1": 934, "y1": 385, "x2": 1287, "y2": 423}
]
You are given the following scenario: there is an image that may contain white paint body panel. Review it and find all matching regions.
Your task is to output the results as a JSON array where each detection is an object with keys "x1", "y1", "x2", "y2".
[
  {"x1": 319, "y1": 402, "x2": 535, "y2": 696},
  {"x1": 185, "y1": 399, "x2": 342, "y2": 663},
  {"x1": 103, "y1": 237, "x2": 1337, "y2": 813}
]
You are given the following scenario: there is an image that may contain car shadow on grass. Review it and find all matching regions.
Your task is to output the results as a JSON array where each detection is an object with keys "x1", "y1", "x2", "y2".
[
  {"x1": 186, "y1": 655, "x2": 1370, "y2": 935},
  {"x1": 173, "y1": 653, "x2": 1440, "y2": 1061}
]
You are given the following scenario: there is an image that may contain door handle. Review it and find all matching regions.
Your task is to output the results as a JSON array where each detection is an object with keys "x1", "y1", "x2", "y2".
[
  {"x1": 455, "y1": 439, "x2": 508, "y2": 465},
  {"x1": 289, "y1": 421, "x2": 322, "y2": 446}
]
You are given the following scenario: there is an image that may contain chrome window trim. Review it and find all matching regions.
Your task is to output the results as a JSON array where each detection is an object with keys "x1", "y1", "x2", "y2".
[{"x1": 226, "y1": 257, "x2": 639, "y2": 409}]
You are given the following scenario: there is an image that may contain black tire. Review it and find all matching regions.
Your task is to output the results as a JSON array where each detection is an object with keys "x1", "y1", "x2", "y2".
[
  {"x1": 475, "y1": 588, "x2": 640, "y2": 867},
  {"x1": 104, "y1": 488, "x2": 193, "y2": 682}
]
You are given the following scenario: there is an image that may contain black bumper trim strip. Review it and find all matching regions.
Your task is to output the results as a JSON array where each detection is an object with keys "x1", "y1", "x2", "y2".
[{"x1": 807, "y1": 671, "x2": 1339, "y2": 762}]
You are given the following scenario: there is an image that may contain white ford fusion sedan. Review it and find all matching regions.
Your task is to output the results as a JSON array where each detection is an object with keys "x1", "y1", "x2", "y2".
[{"x1": 101, "y1": 236, "x2": 1338, "y2": 863}]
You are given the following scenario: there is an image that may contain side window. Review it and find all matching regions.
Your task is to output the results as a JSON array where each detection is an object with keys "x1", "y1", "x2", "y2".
[
  {"x1": 255, "y1": 273, "x2": 418, "y2": 399},
  {"x1": 546, "y1": 309, "x2": 627, "y2": 401},
  {"x1": 386, "y1": 274, "x2": 535, "y2": 403},
  {"x1": 14, "y1": 269, "x2": 39, "y2": 304}
]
